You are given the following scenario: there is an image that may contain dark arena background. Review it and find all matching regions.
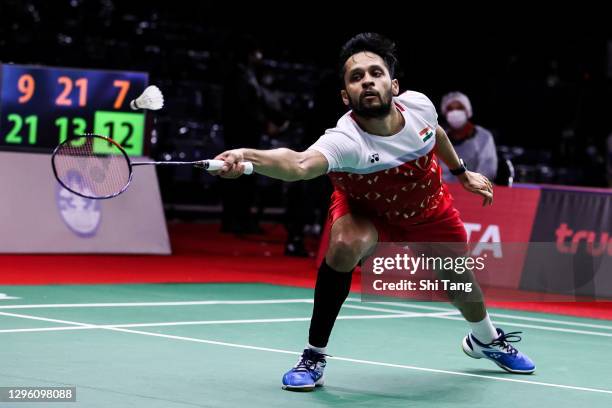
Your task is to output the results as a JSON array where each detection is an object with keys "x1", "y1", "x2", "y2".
[{"x1": 1, "y1": 2, "x2": 611, "y2": 407}]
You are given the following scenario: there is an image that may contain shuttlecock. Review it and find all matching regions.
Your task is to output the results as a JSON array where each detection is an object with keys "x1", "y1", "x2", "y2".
[{"x1": 130, "y1": 85, "x2": 164, "y2": 110}]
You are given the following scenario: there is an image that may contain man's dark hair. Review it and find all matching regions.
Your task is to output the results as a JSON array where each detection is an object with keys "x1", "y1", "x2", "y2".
[{"x1": 338, "y1": 33, "x2": 398, "y2": 83}]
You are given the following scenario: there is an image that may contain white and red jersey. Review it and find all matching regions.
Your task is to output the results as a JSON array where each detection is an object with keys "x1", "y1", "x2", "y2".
[{"x1": 308, "y1": 90, "x2": 452, "y2": 226}]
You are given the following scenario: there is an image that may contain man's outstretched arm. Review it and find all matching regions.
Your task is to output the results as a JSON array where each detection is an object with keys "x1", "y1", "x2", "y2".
[
  {"x1": 212, "y1": 148, "x2": 329, "y2": 182},
  {"x1": 434, "y1": 125, "x2": 494, "y2": 206}
]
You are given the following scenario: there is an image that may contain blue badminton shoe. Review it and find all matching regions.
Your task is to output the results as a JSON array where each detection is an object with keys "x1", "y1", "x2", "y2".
[
  {"x1": 282, "y1": 348, "x2": 327, "y2": 391},
  {"x1": 462, "y1": 328, "x2": 536, "y2": 374}
]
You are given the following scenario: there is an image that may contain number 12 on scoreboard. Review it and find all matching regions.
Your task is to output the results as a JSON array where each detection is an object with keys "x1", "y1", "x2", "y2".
[{"x1": 93, "y1": 111, "x2": 144, "y2": 156}]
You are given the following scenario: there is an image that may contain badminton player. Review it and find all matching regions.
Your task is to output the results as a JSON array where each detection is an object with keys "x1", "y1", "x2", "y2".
[{"x1": 212, "y1": 32, "x2": 535, "y2": 391}]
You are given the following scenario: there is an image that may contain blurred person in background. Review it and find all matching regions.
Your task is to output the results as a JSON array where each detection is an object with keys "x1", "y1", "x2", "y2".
[
  {"x1": 221, "y1": 37, "x2": 313, "y2": 252},
  {"x1": 220, "y1": 36, "x2": 273, "y2": 234},
  {"x1": 439, "y1": 92, "x2": 498, "y2": 183},
  {"x1": 283, "y1": 72, "x2": 344, "y2": 257}
]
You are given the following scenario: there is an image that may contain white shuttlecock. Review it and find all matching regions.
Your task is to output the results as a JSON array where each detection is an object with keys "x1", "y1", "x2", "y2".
[{"x1": 130, "y1": 85, "x2": 164, "y2": 110}]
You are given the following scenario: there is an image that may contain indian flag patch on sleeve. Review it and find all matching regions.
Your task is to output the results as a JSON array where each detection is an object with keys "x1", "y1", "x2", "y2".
[{"x1": 419, "y1": 127, "x2": 434, "y2": 142}]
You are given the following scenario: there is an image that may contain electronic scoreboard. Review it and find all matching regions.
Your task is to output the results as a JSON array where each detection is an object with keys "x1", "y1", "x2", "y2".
[{"x1": 0, "y1": 64, "x2": 148, "y2": 155}]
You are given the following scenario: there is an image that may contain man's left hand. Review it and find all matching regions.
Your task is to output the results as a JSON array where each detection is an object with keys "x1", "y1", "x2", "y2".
[{"x1": 458, "y1": 171, "x2": 493, "y2": 206}]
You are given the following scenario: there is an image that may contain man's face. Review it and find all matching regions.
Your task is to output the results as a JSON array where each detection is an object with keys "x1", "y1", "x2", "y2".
[{"x1": 341, "y1": 51, "x2": 399, "y2": 119}]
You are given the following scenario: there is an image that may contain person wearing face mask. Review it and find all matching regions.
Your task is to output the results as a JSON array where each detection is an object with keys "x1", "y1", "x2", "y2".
[{"x1": 439, "y1": 92, "x2": 498, "y2": 183}]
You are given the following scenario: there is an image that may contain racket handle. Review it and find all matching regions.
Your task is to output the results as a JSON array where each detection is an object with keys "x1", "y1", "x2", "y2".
[{"x1": 204, "y1": 160, "x2": 254, "y2": 175}]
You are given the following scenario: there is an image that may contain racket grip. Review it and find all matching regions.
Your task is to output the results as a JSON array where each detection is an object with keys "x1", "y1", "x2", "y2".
[{"x1": 204, "y1": 160, "x2": 254, "y2": 175}]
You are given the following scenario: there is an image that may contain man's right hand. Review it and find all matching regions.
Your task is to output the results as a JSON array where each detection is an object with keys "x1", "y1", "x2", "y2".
[
  {"x1": 205, "y1": 147, "x2": 327, "y2": 182},
  {"x1": 210, "y1": 149, "x2": 248, "y2": 179}
]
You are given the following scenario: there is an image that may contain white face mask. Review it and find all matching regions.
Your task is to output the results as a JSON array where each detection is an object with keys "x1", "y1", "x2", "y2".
[{"x1": 446, "y1": 110, "x2": 468, "y2": 129}]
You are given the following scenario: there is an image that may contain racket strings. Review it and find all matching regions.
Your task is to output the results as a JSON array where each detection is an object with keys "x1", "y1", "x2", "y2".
[{"x1": 53, "y1": 136, "x2": 131, "y2": 199}]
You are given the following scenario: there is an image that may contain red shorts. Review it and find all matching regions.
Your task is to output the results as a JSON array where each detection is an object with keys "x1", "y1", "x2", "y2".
[{"x1": 328, "y1": 190, "x2": 468, "y2": 243}]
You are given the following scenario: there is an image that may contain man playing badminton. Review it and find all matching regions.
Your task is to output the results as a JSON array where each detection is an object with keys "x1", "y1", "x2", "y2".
[{"x1": 212, "y1": 33, "x2": 535, "y2": 391}]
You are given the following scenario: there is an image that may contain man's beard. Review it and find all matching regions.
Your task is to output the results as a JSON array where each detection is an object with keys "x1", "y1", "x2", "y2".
[{"x1": 349, "y1": 90, "x2": 393, "y2": 119}]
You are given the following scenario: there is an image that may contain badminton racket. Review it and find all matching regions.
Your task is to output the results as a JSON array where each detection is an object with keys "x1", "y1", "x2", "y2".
[{"x1": 51, "y1": 133, "x2": 253, "y2": 199}]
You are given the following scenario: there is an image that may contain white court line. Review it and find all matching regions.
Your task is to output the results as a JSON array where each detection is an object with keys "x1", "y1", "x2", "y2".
[
  {"x1": 1, "y1": 297, "x2": 611, "y2": 335},
  {"x1": 347, "y1": 299, "x2": 612, "y2": 331},
  {"x1": 0, "y1": 326, "x2": 89, "y2": 334},
  {"x1": 2, "y1": 311, "x2": 612, "y2": 396},
  {"x1": 345, "y1": 300, "x2": 612, "y2": 337},
  {"x1": 350, "y1": 299, "x2": 452, "y2": 312},
  {"x1": 342, "y1": 303, "x2": 455, "y2": 315},
  {"x1": 486, "y1": 312, "x2": 612, "y2": 331},
  {"x1": 2, "y1": 296, "x2": 610, "y2": 329},
  {"x1": 0, "y1": 311, "x2": 458, "y2": 334},
  {"x1": 0, "y1": 299, "x2": 315, "y2": 310},
  {"x1": 435, "y1": 315, "x2": 612, "y2": 338},
  {"x1": 0, "y1": 312, "x2": 99, "y2": 328}
]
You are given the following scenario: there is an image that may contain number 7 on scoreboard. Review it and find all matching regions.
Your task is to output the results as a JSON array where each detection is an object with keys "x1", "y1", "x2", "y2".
[{"x1": 113, "y1": 80, "x2": 130, "y2": 109}]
